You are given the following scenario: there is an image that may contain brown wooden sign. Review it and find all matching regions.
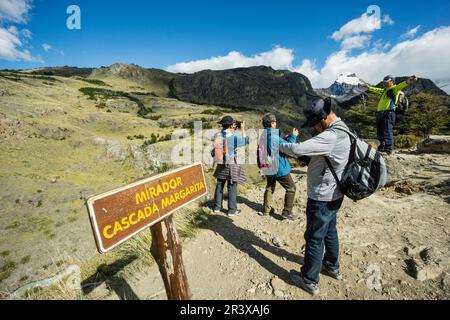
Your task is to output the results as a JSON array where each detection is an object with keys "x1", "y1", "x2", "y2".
[{"x1": 86, "y1": 162, "x2": 207, "y2": 253}]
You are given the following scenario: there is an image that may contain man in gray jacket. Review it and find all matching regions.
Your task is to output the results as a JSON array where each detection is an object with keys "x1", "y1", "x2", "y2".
[{"x1": 279, "y1": 98, "x2": 351, "y2": 295}]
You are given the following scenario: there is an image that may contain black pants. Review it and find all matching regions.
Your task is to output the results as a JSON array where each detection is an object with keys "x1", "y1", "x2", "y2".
[
  {"x1": 263, "y1": 174, "x2": 296, "y2": 216},
  {"x1": 376, "y1": 110, "x2": 396, "y2": 152}
]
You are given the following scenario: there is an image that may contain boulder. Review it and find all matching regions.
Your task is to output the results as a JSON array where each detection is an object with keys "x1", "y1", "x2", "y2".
[{"x1": 417, "y1": 136, "x2": 450, "y2": 154}]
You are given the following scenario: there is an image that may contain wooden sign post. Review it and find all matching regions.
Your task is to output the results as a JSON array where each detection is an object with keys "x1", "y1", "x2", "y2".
[{"x1": 86, "y1": 162, "x2": 207, "y2": 300}]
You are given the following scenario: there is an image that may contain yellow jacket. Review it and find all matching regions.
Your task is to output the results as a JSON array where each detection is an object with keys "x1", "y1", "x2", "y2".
[{"x1": 368, "y1": 81, "x2": 409, "y2": 112}]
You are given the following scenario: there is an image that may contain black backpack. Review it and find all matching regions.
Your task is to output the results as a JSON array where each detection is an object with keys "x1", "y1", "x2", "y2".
[{"x1": 324, "y1": 124, "x2": 388, "y2": 202}]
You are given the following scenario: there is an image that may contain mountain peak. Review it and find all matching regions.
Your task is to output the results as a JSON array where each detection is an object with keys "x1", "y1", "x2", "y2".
[{"x1": 335, "y1": 73, "x2": 363, "y2": 86}]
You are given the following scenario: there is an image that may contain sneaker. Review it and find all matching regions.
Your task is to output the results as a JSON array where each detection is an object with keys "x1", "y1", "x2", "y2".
[
  {"x1": 257, "y1": 211, "x2": 269, "y2": 216},
  {"x1": 290, "y1": 270, "x2": 319, "y2": 296},
  {"x1": 227, "y1": 209, "x2": 241, "y2": 217},
  {"x1": 321, "y1": 266, "x2": 343, "y2": 281},
  {"x1": 213, "y1": 209, "x2": 221, "y2": 214},
  {"x1": 282, "y1": 213, "x2": 299, "y2": 221}
]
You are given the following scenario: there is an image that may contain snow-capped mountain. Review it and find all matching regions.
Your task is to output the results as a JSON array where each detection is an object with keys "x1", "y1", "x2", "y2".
[
  {"x1": 335, "y1": 73, "x2": 364, "y2": 86},
  {"x1": 316, "y1": 73, "x2": 366, "y2": 102}
]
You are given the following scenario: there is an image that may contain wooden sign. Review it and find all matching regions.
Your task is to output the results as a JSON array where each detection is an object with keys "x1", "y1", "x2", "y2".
[{"x1": 86, "y1": 162, "x2": 207, "y2": 253}]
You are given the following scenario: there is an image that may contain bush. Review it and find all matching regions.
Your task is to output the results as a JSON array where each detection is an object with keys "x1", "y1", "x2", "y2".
[
  {"x1": 79, "y1": 78, "x2": 110, "y2": 86},
  {"x1": 201, "y1": 109, "x2": 223, "y2": 116},
  {"x1": 79, "y1": 87, "x2": 152, "y2": 118},
  {"x1": 395, "y1": 135, "x2": 422, "y2": 148},
  {"x1": 399, "y1": 93, "x2": 449, "y2": 138}
]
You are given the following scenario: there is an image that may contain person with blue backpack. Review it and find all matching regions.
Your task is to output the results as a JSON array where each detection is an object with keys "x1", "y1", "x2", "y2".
[
  {"x1": 212, "y1": 116, "x2": 249, "y2": 217},
  {"x1": 257, "y1": 113, "x2": 299, "y2": 220}
]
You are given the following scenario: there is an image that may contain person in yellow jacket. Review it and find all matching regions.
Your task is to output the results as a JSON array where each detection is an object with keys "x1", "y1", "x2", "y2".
[{"x1": 362, "y1": 75, "x2": 417, "y2": 154}]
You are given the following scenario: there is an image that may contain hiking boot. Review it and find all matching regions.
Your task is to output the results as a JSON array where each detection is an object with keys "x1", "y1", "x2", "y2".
[
  {"x1": 290, "y1": 270, "x2": 319, "y2": 296},
  {"x1": 227, "y1": 209, "x2": 241, "y2": 217},
  {"x1": 321, "y1": 266, "x2": 343, "y2": 281}
]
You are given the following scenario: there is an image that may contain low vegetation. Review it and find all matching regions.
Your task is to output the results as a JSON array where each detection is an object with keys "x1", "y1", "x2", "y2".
[
  {"x1": 78, "y1": 78, "x2": 110, "y2": 87},
  {"x1": 344, "y1": 92, "x2": 450, "y2": 144},
  {"x1": 79, "y1": 87, "x2": 152, "y2": 117}
]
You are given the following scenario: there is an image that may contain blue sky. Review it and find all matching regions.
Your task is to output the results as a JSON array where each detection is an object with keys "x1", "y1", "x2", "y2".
[{"x1": 1, "y1": 0, "x2": 449, "y2": 87}]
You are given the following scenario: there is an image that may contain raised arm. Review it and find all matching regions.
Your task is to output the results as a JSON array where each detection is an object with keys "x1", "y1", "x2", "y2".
[
  {"x1": 279, "y1": 130, "x2": 337, "y2": 157},
  {"x1": 368, "y1": 86, "x2": 384, "y2": 95}
]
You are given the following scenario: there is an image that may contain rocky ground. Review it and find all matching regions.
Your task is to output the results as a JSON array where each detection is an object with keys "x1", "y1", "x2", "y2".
[{"x1": 85, "y1": 151, "x2": 450, "y2": 300}]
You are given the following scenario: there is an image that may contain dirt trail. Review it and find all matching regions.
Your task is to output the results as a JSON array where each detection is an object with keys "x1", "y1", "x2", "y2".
[{"x1": 96, "y1": 151, "x2": 450, "y2": 300}]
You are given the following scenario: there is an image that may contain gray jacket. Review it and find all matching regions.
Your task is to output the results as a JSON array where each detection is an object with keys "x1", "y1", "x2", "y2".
[{"x1": 279, "y1": 118, "x2": 351, "y2": 202}]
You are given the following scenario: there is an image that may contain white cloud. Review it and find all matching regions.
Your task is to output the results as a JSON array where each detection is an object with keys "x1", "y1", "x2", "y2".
[
  {"x1": 299, "y1": 26, "x2": 450, "y2": 88},
  {"x1": 340, "y1": 35, "x2": 371, "y2": 50},
  {"x1": 166, "y1": 47, "x2": 295, "y2": 73},
  {"x1": 401, "y1": 25, "x2": 421, "y2": 39},
  {"x1": 0, "y1": 27, "x2": 41, "y2": 62},
  {"x1": 42, "y1": 43, "x2": 52, "y2": 52},
  {"x1": 166, "y1": 26, "x2": 450, "y2": 91},
  {"x1": 0, "y1": 0, "x2": 32, "y2": 24},
  {"x1": 295, "y1": 59, "x2": 321, "y2": 84},
  {"x1": 21, "y1": 28, "x2": 32, "y2": 39},
  {"x1": 7, "y1": 25, "x2": 18, "y2": 35},
  {"x1": 331, "y1": 12, "x2": 386, "y2": 41},
  {"x1": 0, "y1": 0, "x2": 40, "y2": 62},
  {"x1": 330, "y1": 8, "x2": 394, "y2": 52}
]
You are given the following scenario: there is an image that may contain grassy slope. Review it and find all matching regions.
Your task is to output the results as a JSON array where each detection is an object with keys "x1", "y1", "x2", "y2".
[{"x1": 0, "y1": 72, "x2": 266, "y2": 296}]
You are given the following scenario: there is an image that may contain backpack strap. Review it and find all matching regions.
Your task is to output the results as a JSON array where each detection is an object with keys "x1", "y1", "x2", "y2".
[
  {"x1": 323, "y1": 121, "x2": 357, "y2": 195},
  {"x1": 324, "y1": 157, "x2": 343, "y2": 192},
  {"x1": 222, "y1": 131, "x2": 227, "y2": 163}
]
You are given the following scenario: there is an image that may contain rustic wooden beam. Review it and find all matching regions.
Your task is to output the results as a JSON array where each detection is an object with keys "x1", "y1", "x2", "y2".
[{"x1": 150, "y1": 216, "x2": 191, "y2": 300}]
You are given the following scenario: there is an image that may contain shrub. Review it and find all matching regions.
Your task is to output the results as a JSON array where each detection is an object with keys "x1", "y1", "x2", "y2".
[
  {"x1": 79, "y1": 87, "x2": 152, "y2": 117},
  {"x1": 79, "y1": 78, "x2": 110, "y2": 86},
  {"x1": 395, "y1": 135, "x2": 422, "y2": 148},
  {"x1": 201, "y1": 109, "x2": 223, "y2": 116}
]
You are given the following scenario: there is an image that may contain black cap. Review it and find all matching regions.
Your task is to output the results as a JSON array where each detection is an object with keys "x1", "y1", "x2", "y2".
[
  {"x1": 383, "y1": 75, "x2": 395, "y2": 83},
  {"x1": 301, "y1": 98, "x2": 332, "y2": 128},
  {"x1": 218, "y1": 115, "x2": 234, "y2": 125}
]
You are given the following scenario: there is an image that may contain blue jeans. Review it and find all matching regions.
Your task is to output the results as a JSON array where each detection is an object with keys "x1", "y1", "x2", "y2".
[
  {"x1": 214, "y1": 179, "x2": 238, "y2": 214},
  {"x1": 301, "y1": 197, "x2": 344, "y2": 285},
  {"x1": 376, "y1": 110, "x2": 396, "y2": 152}
]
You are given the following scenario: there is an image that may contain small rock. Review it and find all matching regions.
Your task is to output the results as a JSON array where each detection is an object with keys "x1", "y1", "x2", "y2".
[
  {"x1": 416, "y1": 265, "x2": 444, "y2": 282},
  {"x1": 366, "y1": 264, "x2": 382, "y2": 291},
  {"x1": 272, "y1": 237, "x2": 284, "y2": 247},
  {"x1": 399, "y1": 280, "x2": 408, "y2": 286},
  {"x1": 441, "y1": 273, "x2": 450, "y2": 291},
  {"x1": 271, "y1": 277, "x2": 288, "y2": 292},
  {"x1": 247, "y1": 287, "x2": 256, "y2": 294},
  {"x1": 274, "y1": 290, "x2": 284, "y2": 298},
  {"x1": 405, "y1": 245, "x2": 427, "y2": 257}
]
